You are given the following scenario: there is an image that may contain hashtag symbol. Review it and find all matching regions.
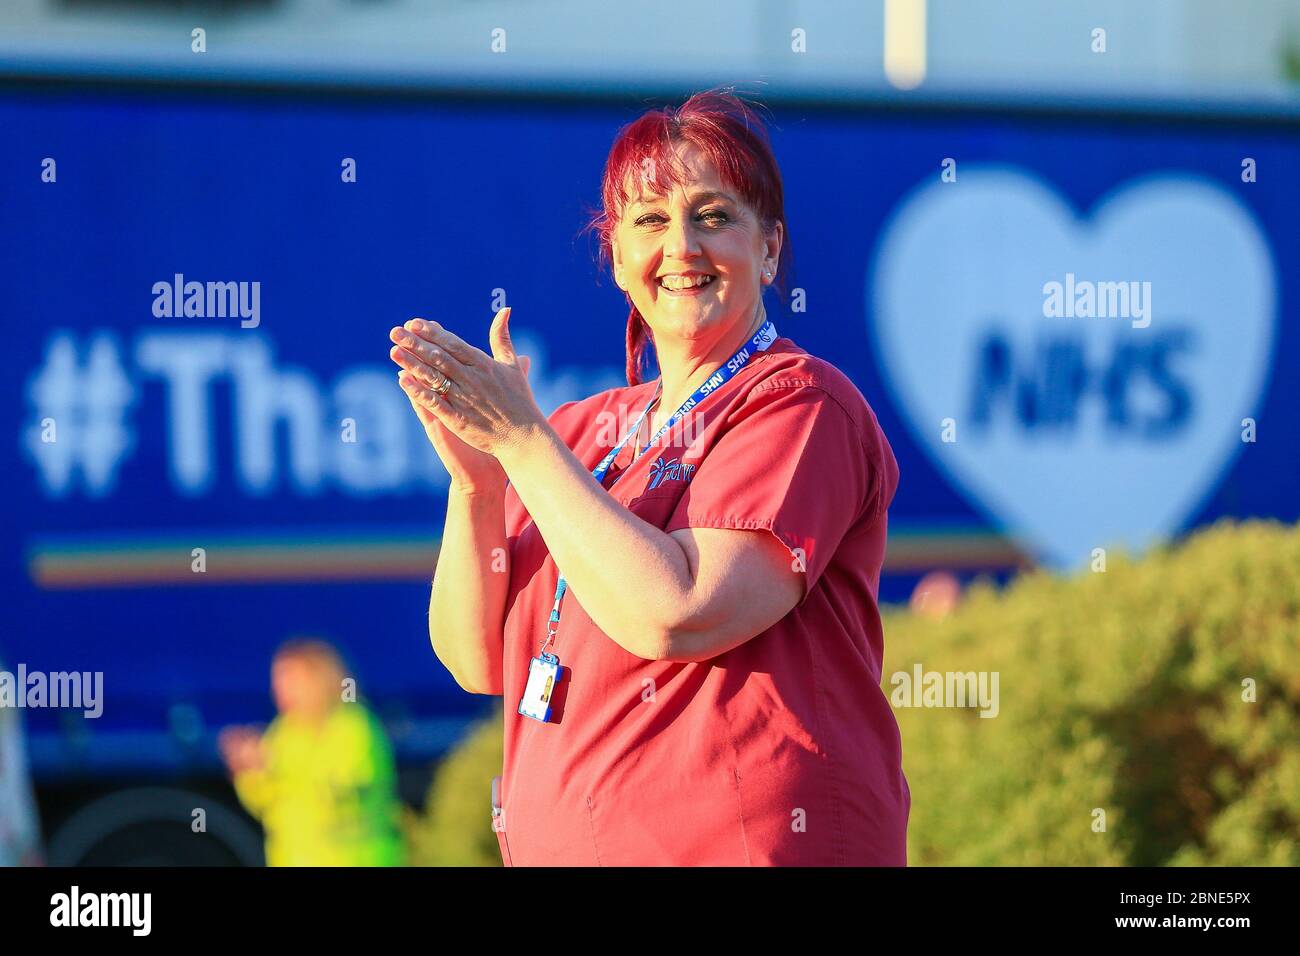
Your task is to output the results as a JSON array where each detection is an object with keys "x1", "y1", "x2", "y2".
[{"x1": 25, "y1": 333, "x2": 136, "y2": 497}]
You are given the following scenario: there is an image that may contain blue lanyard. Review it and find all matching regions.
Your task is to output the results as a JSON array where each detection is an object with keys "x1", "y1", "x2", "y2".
[{"x1": 538, "y1": 318, "x2": 779, "y2": 655}]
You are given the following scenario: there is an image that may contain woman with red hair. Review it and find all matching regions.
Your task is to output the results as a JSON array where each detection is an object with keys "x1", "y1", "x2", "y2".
[{"x1": 388, "y1": 89, "x2": 908, "y2": 866}]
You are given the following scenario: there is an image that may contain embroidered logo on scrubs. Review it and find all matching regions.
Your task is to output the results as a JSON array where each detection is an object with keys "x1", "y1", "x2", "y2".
[{"x1": 647, "y1": 456, "x2": 697, "y2": 491}]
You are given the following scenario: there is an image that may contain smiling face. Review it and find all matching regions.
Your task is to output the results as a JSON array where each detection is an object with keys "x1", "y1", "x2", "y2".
[{"x1": 611, "y1": 142, "x2": 781, "y2": 349}]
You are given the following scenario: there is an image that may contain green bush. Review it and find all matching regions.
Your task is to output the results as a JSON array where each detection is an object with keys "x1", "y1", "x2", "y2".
[
  {"x1": 411, "y1": 518, "x2": 1299, "y2": 866},
  {"x1": 888, "y1": 517, "x2": 1300, "y2": 866},
  {"x1": 404, "y1": 712, "x2": 504, "y2": 867}
]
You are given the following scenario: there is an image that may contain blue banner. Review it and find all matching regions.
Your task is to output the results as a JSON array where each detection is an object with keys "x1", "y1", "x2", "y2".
[{"x1": 3, "y1": 87, "x2": 1297, "y2": 773}]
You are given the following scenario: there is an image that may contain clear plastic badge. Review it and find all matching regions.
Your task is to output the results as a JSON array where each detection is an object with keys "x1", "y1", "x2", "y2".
[{"x1": 517, "y1": 652, "x2": 561, "y2": 723}]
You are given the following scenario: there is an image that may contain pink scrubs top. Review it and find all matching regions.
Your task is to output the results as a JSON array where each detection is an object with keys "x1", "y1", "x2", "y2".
[{"x1": 497, "y1": 334, "x2": 909, "y2": 866}]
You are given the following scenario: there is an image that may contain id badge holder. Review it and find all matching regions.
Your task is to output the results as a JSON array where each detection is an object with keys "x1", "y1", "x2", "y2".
[
  {"x1": 517, "y1": 652, "x2": 561, "y2": 723},
  {"x1": 490, "y1": 774, "x2": 513, "y2": 867}
]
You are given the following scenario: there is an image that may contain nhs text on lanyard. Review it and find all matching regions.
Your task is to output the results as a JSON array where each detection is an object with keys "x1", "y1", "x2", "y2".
[{"x1": 517, "y1": 319, "x2": 778, "y2": 722}]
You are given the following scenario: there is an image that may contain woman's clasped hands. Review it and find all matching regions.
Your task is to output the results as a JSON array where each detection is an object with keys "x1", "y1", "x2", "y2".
[{"x1": 388, "y1": 306, "x2": 543, "y2": 492}]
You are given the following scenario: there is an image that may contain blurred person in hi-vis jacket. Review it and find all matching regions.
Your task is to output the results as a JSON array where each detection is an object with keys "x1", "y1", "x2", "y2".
[{"x1": 219, "y1": 639, "x2": 405, "y2": 867}]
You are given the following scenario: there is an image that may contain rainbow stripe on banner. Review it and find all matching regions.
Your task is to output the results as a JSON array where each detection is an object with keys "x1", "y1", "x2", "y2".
[
  {"x1": 883, "y1": 524, "x2": 1031, "y2": 572},
  {"x1": 27, "y1": 525, "x2": 1028, "y2": 590},
  {"x1": 28, "y1": 531, "x2": 442, "y2": 589}
]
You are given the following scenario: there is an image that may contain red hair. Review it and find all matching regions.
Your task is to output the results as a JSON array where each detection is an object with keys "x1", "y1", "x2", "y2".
[{"x1": 581, "y1": 88, "x2": 796, "y2": 386}]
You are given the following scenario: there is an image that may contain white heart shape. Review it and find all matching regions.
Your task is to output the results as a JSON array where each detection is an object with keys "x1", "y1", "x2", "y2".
[{"x1": 871, "y1": 168, "x2": 1277, "y2": 569}]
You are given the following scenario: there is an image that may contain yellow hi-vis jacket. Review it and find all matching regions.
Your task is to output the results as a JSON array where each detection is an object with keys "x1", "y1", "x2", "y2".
[{"x1": 233, "y1": 704, "x2": 405, "y2": 867}]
